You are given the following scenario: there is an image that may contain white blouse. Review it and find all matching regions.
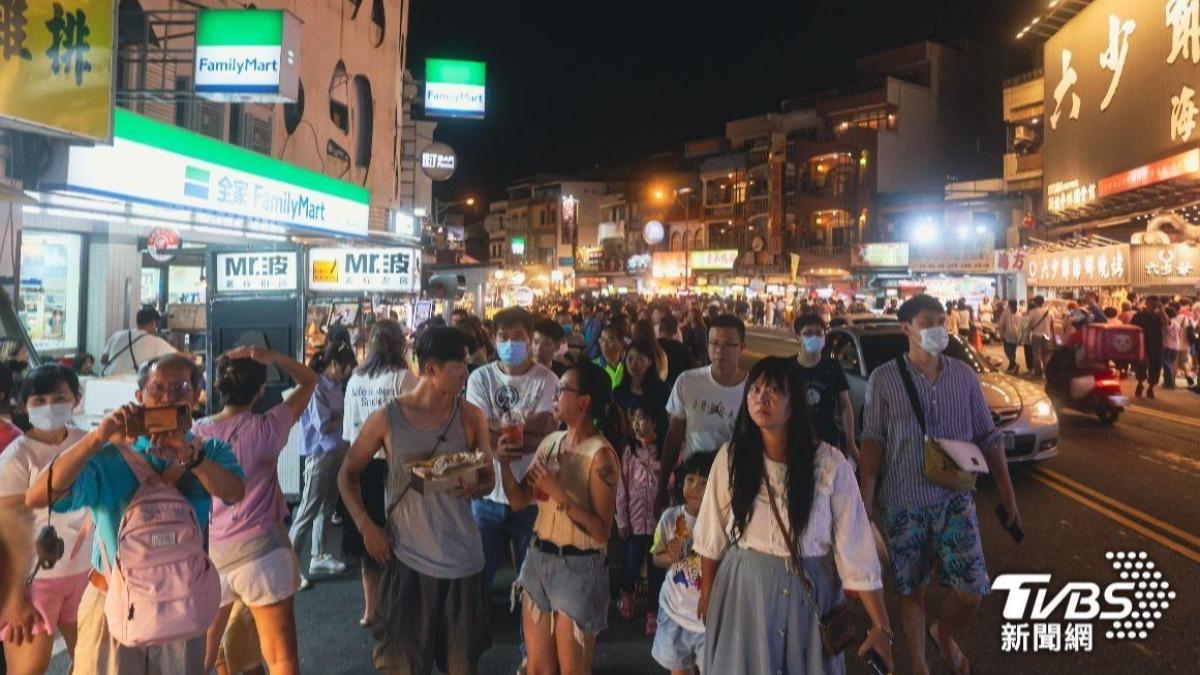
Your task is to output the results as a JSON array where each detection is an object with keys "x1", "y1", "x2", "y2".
[{"x1": 692, "y1": 442, "x2": 883, "y2": 592}]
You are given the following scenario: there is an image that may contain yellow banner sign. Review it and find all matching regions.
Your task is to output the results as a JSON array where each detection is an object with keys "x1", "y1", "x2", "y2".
[{"x1": 0, "y1": 0, "x2": 115, "y2": 141}]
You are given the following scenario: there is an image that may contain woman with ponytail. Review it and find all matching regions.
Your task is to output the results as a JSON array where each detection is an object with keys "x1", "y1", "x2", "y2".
[
  {"x1": 497, "y1": 361, "x2": 622, "y2": 674},
  {"x1": 192, "y1": 345, "x2": 318, "y2": 675},
  {"x1": 339, "y1": 320, "x2": 415, "y2": 627}
]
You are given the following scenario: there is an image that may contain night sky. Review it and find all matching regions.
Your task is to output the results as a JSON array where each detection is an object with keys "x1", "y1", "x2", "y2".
[{"x1": 407, "y1": 0, "x2": 1048, "y2": 207}]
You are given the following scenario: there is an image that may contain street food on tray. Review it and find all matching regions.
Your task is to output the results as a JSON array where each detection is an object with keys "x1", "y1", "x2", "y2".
[{"x1": 411, "y1": 451, "x2": 483, "y2": 477}]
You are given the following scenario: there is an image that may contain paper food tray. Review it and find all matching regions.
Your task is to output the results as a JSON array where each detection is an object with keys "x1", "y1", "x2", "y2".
[{"x1": 408, "y1": 458, "x2": 488, "y2": 495}]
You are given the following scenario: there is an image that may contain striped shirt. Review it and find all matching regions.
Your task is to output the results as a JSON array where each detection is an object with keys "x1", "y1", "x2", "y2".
[{"x1": 861, "y1": 355, "x2": 1001, "y2": 509}]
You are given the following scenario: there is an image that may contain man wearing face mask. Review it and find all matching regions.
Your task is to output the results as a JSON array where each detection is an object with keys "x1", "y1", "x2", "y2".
[
  {"x1": 793, "y1": 314, "x2": 858, "y2": 463},
  {"x1": 464, "y1": 307, "x2": 560, "y2": 591},
  {"x1": 858, "y1": 295, "x2": 1019, "y2": 675}
]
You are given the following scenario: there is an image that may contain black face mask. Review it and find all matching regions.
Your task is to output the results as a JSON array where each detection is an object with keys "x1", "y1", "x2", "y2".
[{"x1": 8, "y1": 359, "x2": 27, "y2": 373}]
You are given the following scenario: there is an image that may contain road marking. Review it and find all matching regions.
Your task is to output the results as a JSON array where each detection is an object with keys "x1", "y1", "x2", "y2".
[
  {"x1": 1028, "y1": 466, "x2": 1200, "y2": 565},
  {"x1": 1126, "y1": 404, "x2": 1200, "y2": 429}
]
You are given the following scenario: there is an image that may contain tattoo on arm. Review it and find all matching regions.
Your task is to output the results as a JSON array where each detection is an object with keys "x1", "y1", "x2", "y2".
[{"x1": 598, "y1": 463, "x2": 619, "y2": 490}]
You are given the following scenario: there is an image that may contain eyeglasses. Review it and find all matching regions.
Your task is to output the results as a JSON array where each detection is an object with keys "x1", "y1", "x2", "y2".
[
  {"x1": 555, "y1": 383, "x2": 584, "y2": 398},
  {"x1": 144, "y1": 381, "x2": 194, "y2": 400}
]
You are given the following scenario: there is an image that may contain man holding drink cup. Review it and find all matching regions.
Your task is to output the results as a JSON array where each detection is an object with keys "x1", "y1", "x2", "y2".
[{"x1": 465, "y1": 308, "x2": 561, "y2": 590}]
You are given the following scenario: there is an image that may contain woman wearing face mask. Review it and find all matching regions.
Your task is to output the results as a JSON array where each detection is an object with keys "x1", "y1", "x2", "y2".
[
  {"x1": 0, "y1": 364, "x2": 91, "y2": 675},
  {"x1": 288, "y1": 342, "x2": 357, "y2": 590},
  {"x1": 193, "y1": 346, "x2": 318, "y2": 675},
  {"x1": 792, "y1": 314, "x2": 859, "y2": 464}
]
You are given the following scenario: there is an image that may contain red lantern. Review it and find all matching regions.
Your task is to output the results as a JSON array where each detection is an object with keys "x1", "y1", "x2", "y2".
[{"x1": 1022, "y1": 213, "x2": 1036, "y2": 229}]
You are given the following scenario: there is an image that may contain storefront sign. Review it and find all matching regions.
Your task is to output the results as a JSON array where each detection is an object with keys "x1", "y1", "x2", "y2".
[
  {"x1": 194, "y1": 9, "x2": 300, "y2": 102},
  {"x1": 0, "y1": 0, "x2": 115, "y2": 141},
  {"x1": 1026, "y1": 244, "x2": 1130, "y2": 287},
  {"x1": 146, "y1": 228, "x2": 182, "y2": 262},
  {"x1": 652, "y1": 251, "x2": 687, "y2": 279},
  {"x1": 851, "y1": 242, "x2": 908, "y2": 269},
  {"x1": 1131, "y1": 244, "x2": 1200, "y2": 287},
  {"x1": 994, "y1": 250, "x2": 1027, "y2": 274},
  {"x1": 52, "y1": 109, "x2": 370, "y2": 237},
  {"x1": 513, "y1": 286, "x2": 534, "y2": 308},
  {"x1": 1098, "y1": 148, "x2": 1200, "y2": 199},
  {"x1": 419, "y1": 143, "x2": 457, "y2": 181},
  {"x1": 911, "y1": 243, "x2": 994, "y2": 274},
  {"x1": 561, "y1": 196, "x2": 578, "y2": 246},
  {"x1": 576, "y1": 246, "x2": 603, "y2": 272},
  {"x1": 643, "y1": 220, "x2": 664, "y2": 245},
  {"x1": 1043, "y1": 0, "x2": 1200, "y2": 211},
  {"x1": 425, "y1": 58, "x2": 486, "y2": 118},
  {"x1": 689, "y1": 249, "x2": 738, "y2": 271},
  {"x1": 1047, "y1": 179, "x2": 1097, "y2": 214},
  {"x1": 626, "y1": 254, "x2": 651, "y2": 275},
  {"x1": 511, "y1": 237, "x2": 526, "y2": 256},
  {"x1": 216, "y1": 251, "x2": 297, "y2": 292},
  {"x1": 307, "y1": 247, "x2": 421, "y2": 293}
]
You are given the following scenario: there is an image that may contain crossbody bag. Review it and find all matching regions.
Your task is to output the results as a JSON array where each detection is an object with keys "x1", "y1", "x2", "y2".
[
  {"x1": 763, "y1": 472, "x2": 864, "y2": 656},
  {"x1": 893, "y1": 357, "x2": 977, "y2": 492}
]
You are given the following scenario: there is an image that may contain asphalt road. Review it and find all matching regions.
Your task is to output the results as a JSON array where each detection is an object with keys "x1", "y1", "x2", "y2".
[{"x1": 47, "y1": 330, "x2": 1200, "y2": 673}]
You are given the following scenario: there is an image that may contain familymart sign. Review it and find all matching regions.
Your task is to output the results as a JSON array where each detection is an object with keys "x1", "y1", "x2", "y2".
[
  {"x1": 49, "y1": 109, "x2": 369, "y2": 237},
  {"x1": 195, "y1": 9, "x2": 300, "y2": 103}
]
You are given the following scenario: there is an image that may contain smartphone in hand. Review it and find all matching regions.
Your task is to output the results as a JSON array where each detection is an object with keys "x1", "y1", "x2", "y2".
[
  {"x1": 996, "y1": 504, "x2": 1025, "y2": 543},
  {"x1": 865, "y1": 649, "x2": 890, "y2": 675}
]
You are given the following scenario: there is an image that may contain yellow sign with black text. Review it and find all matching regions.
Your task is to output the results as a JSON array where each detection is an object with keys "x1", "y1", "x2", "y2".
[{"x1": 0, "y1": 0, "x2": 115, "y2": 141}]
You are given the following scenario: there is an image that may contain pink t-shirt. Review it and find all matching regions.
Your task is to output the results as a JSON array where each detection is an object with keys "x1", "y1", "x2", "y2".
[{"x1": 193, "y1": 405, "x2": 295, "y2": 545}]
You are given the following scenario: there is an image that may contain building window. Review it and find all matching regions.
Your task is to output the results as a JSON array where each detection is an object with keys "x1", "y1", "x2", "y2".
[
  {"x1": 832, "y1": 108, "x2": 897, "y2": 136},
  {"x1": 19, "y1": 231, "x2": 83, "y2": 353},
  {"x1": 670, "y1": 232, "x2": 684, "y2": 252}
]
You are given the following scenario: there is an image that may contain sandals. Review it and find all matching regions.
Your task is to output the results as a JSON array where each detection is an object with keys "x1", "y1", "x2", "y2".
[{"x1": 927, "y1": 621, "x2": 972, "y2": 675}]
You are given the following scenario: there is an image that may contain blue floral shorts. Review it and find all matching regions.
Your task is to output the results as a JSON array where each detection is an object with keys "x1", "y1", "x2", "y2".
[{"x1": 883, "y1": 492, "x2": 991, "y2": 597}]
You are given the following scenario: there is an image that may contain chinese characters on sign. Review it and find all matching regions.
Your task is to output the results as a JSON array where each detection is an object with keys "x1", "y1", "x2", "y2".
[
  {"x1": 1131, "y1": 244, "x2": 1200, "y2": 286},
  {"x1": 1001, "y1": 623, "x2": 1094, "y2": 654},
  {"x1": 215, "y1": 251, "x2": 297, "y2": 293},
  {"x1": 688, "y1": 249, "x2": 739, "y2": 271},
  {"x1": 1047, "y1": 179, "x2": 1098, "y2": 213},
  {"x1": 1051, "y1": 49, "x2": 1081, "y2": 130},
  {"x1": 0, "y1": 0, "x2": 113, "y2": 141},
  {"x1": 1025, "y1": 244, "x2": 1131, "y2": 287},
  {"x1": 1171, "y1": 85, "x2": 1198, "y2": 141},
  {"x1": 1098, "y1": 15, "x2": 1135, "y2": 111},
  {"x1": 1166, "y1": 0, "x2": 1199, "y2": 65}
]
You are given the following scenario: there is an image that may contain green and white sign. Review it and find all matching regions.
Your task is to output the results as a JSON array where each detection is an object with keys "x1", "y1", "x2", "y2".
[
  {"x1": 195, "y1": 9, "x2": 300, "y2": 103},
  {"x1": 425, "y1": 58, "x2": 486, "y2": 118},
  {"x1": 54, "y1": 109, "x2": 370, "y2": 237}
]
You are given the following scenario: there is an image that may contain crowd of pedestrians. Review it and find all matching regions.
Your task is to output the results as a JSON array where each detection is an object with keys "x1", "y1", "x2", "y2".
[{"x1": 0, "y1": 290, "x2": 1032, "y2": 675}]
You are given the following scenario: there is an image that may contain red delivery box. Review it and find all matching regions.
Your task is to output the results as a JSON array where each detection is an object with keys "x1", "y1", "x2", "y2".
[{"x1": 1082, "y1": 324, "x2": 1144, "y2": 362}]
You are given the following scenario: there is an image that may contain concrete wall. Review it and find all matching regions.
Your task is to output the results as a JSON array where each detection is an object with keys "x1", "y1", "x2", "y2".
[{"x1": 878, "y1": 79, "x2": 942, "y2": 194}]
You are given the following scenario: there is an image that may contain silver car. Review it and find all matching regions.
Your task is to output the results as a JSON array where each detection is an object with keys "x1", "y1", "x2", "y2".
[{"x1": 829, "y1": 324, "x2": 1059, "y2": 462}]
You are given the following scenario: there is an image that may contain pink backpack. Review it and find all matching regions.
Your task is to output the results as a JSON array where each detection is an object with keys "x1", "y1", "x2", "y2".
[{"x1": 100, "y1": 447, "x2": 220, "y2": 647}]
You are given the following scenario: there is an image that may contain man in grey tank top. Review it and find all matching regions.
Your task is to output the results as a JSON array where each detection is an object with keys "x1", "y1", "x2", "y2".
[{"x1": 338, "y1": 327, "x2": 496, "y2": 674}]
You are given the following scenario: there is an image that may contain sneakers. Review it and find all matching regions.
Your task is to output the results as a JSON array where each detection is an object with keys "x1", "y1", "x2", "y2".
[
  {"x1": 617, "y1": 591, "x2": 636, "y2": 620},
  {"x1": 644, "y1": 612, "x2": 657, "y2": 638},
  {"x1": 309, "y1": 554, "x2": 347, "y2": 575},
  {"x1": 331, "y1": 512, "x2": 343, "y2": 526},
  {"x1": 298, "y1": 575, "x2": 312, "y2": 591}
]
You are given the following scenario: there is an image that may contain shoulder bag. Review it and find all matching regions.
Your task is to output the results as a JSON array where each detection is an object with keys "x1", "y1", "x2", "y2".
[
  {"x1": 893, "y1": 357, "x2": 976, "y2": 492},
  {"x1": 763, "y1": 471, "x2": 863, "y2": 656}
]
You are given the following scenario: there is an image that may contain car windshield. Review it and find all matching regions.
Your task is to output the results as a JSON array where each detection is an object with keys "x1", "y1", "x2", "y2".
[{"x1": 859, "y1": 332, "x2": 995, "y2": 374}]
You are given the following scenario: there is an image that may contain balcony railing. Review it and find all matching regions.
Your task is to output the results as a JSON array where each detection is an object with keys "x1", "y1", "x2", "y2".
[{"x1": 1004, "y1": 152, "x2": 1043, "y2": 182}]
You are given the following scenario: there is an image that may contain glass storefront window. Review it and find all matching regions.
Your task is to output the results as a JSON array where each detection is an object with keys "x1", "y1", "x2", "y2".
[
  {"x1": 20, "y1": 231, "x2": 83, "y2": 353},
  {"x1": 168, "y1": 266, "x2": 206, "y2": 304},
  {"x1": 141, "y1": 268, "x2": 162, "y2": 307}
]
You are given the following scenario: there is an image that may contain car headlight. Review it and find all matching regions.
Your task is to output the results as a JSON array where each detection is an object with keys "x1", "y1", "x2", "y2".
[{"x1": 1031, "y1": 399, "x2": 1056, "y2": 423}]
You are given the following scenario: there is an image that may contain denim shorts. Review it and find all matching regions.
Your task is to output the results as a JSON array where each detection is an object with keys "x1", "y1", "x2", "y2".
[
  {"x1": 652, "y1": 609, "x2": 706, "y2": 672},
  {"x1": 517, "y1": 544, "x2": 609, "y2": 637},
  {"x1": 883, "y1": 491, "x2": 991, "y2": 597}
]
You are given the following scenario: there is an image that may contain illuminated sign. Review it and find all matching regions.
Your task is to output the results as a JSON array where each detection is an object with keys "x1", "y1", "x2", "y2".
[
  {"x1": 425, "y1": 58, "x2": 486, "y2": 118},
  {"x1": 851, "y1": 243, "x2": 909, "y2": 269},
  {"x1": 194, "y1": 10, "x2": 300, "y2": 103},
  {"x1": 216, "y1": 251, "x2": 297, "y2": 292},
  {"x1": 419, "y1": 143, "x2": 457, "y2": 181},
  {"x1": 1025, "y1": 244, "x2": 1130, "y2": 287},
  {"x1": 652, "y1": 252, "x2": 687, "y2": 278},
  {"x1": 307, "y1": 247, "x2": 421, "y2": 293},
  {"x1": 689, "y1": 249, "x2": 739, "y2": 271},
  {"x1": 511, "y1": 237, "x2": 526, "y2": 256},
  {"x1": 1047, "y1": 179, "x2": 1098, "y2": 213},
  {"x1": 1131, "y1": 244, "x2": 1200, "y2": 286},
  {"x1": 1098, "y1": 148, "x2": 1200, "y2": 198}
]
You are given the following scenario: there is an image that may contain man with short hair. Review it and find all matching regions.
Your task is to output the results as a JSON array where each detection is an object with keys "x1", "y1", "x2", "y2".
[
  {"x1": 464, "y1": 308, "x2": 559, "y2": 589},
  {"x1": 99, "y1": 307, "x2": 178, "y2": 376},
  {"x1": 655, "y1": 314, "x2": 747, "y2": 512},
  {"x1": 1022, "y1": 296, "x2": 1053, "y2": 377},
  {"x1": 793, "y1": 314, "x2": 858, "y2": 463},
  {"x1": 859, "y1": 294, "x2": 1019, "y2": 675},
  {"x1": 338, "y1": 327, "x2": 496, "y2": 674},
  {"x1": 27, "y1": 354, "x2": 245, "y2": 674},
  {"x1": 656, "y1": 312, "x2": 693, "y2": 393},
  {"x1": 595, "y1": 322, "x2": 627, "y2": 389},
  {"x1": 531, "y1": 317, "x2": 568, "y2": 376},
  {"x1": 1131, "y1": 295, "x2": 1170, "y2": 399}
]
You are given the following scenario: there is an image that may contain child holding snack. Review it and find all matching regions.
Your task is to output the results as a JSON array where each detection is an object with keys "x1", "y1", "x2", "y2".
[
  {"x1": 615, "y1": 404, "x2": 664, "y2": 635},
  {"x1": 650, "y1": 452, "x2": 714, "y2": 674}
]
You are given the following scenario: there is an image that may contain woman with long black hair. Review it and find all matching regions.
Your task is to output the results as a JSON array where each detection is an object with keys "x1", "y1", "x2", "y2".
[
  {"x1": 694, "y1": 356, "x2": 893, "y2": 675},
  {"x1": 498, "y1": 361, "x2": 623, "y2": 675},
  {"x1": 613, "y1": 339, "x2": 669, "y2": 421}
]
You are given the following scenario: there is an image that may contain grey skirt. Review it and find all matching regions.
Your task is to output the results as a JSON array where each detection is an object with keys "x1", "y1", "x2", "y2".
[{"x1": 704, "y1": 547, "x2": 847, "y2": 675}]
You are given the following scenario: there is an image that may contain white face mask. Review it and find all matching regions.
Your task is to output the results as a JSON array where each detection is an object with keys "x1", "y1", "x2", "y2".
[
  {"x1": 918, "y1": 326, "x2": 950, "y2": 355},
  {"x1": 28, "y1": 402, "x2": 74, "y2": 431}
]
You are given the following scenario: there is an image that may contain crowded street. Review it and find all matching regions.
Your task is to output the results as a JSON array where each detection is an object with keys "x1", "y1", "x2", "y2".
[{"x1": 5, "y1": 1, "x2": 1200, "y2": 675}]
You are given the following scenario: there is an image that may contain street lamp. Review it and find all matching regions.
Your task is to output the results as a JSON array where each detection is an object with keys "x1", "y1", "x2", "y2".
[{"x1": 434, "y1": 197, "x2": 477, "y2": 221}]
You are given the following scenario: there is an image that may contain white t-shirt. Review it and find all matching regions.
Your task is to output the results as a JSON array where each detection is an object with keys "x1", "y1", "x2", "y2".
[
  {"x1": 465, "y1": 361, "x2": 559, "y2": 504},
  {"x1": 651, "y1": 505, "x2": 703, "y2": 633},
  {"x1": 101, "y1": 329, "x2": 178, "y2": 376},
  {"x1": 665, "y1": 366, "x2": 746, "y2": 460},
  {"x1": 343, "y1": 369, "x2": 417, "y2": 444},
  {"x1": 0, "y1": 428, "x2": 93, "y2": 579}
]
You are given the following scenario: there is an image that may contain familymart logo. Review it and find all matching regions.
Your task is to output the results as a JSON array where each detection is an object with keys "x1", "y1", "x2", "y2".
[
  {"x1": 993, "y1": 551, "x2": 1175, "y2": 653},
  {"x1": 184, "y1": 166, "x2": 210, "y2": 200}
]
